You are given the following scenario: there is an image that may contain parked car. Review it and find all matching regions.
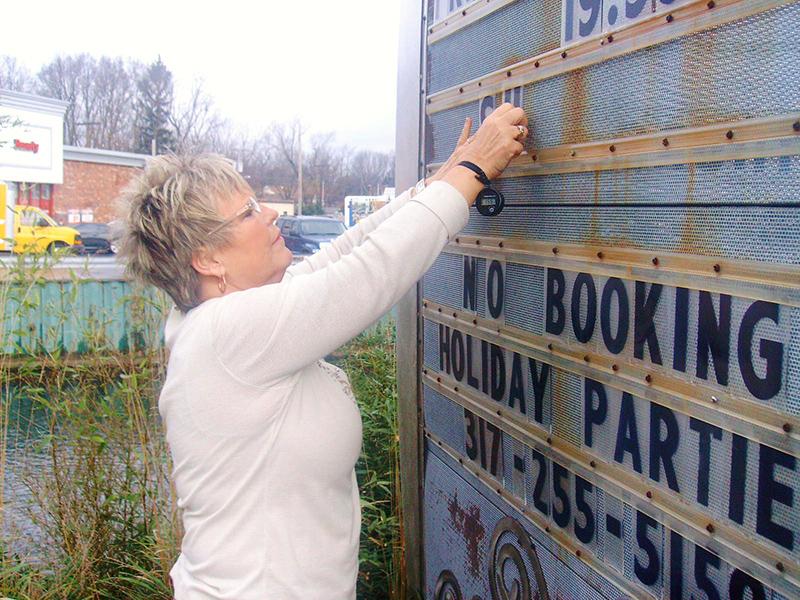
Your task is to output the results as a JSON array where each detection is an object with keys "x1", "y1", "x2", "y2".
[
  {"x1": 71, "y1": 223, "x2": 114, "y2": 254},
  {"x1": 277, "y1": 216, "x2": 346, "y2": 255},
  {"x1": 107, "y1": 220, "x2": 123, "y2": 254}
]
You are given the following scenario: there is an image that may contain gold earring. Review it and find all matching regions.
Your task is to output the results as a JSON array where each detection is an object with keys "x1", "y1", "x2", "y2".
[{"x1": 218, "y1": 274, "x2": 227, "y2": 294}]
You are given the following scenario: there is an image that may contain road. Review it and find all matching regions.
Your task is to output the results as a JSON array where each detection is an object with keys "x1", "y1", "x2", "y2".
[
  {"x1": 1, "y1": 252, "x2": 306, "y2": 281},
  {"x1": 0, "y1": 252, "x2": 125, "y2": 280}
]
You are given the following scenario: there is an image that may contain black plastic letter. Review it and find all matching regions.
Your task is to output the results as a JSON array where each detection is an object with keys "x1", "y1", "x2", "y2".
[
  {"x1": 451, "y1": 330, "x2": 465, "y2": 381},
  {"x1": 529, "y1": 359, "x2": 549, "y2": 424},
  {"x1": 571, "y1": 273, "x2": 597, "y2": 343},
  {"x1": 552, "y1": 462, "x2": 571, "y2": 528},
  {"x1": 729, "y1": 569, "x2": 766, "y2": 600},
  {"x1": 584, "y1": 378, "x2": 607, "y2": 448},
  {"x1": 673, "y1": 287, "x2": 689, "y2": 373},
  {"x1": 738, "y1": 301, "x2": 783, "y2": 400},
  {"x1": 463, "y1": 256, "x2": 477, "y2": 311},
  {"x1": 601, "y1": 277, "x2": 629, "y2": 355},
  {"x1": 508, "y1": 352, "x2": 526, "y2": 414},
  {"x1": 487, "y1": 260, "x2": 504, "y2": 319},
  {"x1": 670, "y1": 531, "x2": 683, "y2": 599},
  {"x1": 729, "y1": 434, "x2": 748, "y2": 524},
  {"x1": 574, "y1": 476, "x2": 595, "y2": 544},
  {"x1": 689, "y1": 418, "x2": 723, "y2": 507},
  {"x1": 696, "y1": 291, "x2": 731, "y2": 386},
  {"x1": 466, "y1": 335, "x2": 480, "y2": 390},
  {"x1": 756, "y1": 443, "x2": 795, "y2": 550},
  {"x1": 649, "y1": 403, "x2": 680, "y2": 493},
  {"x1": 614, "y1": 392, "x2": 643, "y2": 473},
  {"x1": 531, "y1": 449, "x2": 549, "y2": 516},
  {"x1": 439, "y1": 324, "x2": 451, "y2": 373},
  {"x1": 546, "y1": 268, "x2": 566, "y2": 335},
  {"x1": 634, "y1": 511, "x2": 660, "y2": 586},
  {"x1": 694, "y1": 546, "x2": 721, "y2": 600},
  {"x1": 634, "y1": 281, "x2": 663, "y2": 365},
  {"x1": 490, "y1": 344, "x2": 506, "y2": 402}
]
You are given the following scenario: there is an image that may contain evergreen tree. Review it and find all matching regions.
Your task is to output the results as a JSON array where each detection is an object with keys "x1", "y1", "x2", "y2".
[{"x1": 135, "y1": 56, "x2": 175, "y2": 155}]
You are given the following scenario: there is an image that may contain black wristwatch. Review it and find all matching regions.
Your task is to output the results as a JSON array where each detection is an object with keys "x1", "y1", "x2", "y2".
[
  {"x1": 458, "y1": 160, "x2": 505, "y2": 217},
  {"x1": 457, "y1": 161, "x2": 491, "y2": 185}
]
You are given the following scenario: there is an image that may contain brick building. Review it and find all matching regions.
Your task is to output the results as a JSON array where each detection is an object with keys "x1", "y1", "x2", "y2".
[
  {"x1": 3, "y1": 89, "x2": 271, "y2": 234},
  {"x1": 55, "y1": 146, "x2": 148, "y2": 224}
]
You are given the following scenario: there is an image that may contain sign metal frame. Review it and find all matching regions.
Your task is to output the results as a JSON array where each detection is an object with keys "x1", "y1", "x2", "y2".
[
  {"x1": 398, "y1": 0, "x2": 800, "y2": 597},
  {"x1": 426, "y1": 0, "x2": 794, "y2": 115}
]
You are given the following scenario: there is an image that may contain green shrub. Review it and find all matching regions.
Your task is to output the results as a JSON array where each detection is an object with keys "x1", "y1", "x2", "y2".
[
  {"x1": 1, "y1": 254, "x2": 404, "y2": 599},
  {"x1": 333, "y1": 322, "x2": 404, "y2": 599}
]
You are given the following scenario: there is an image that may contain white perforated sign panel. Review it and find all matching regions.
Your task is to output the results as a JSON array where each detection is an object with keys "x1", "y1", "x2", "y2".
[{"x1": 413, "y1": 1, "x2": 800, "y2": 599}]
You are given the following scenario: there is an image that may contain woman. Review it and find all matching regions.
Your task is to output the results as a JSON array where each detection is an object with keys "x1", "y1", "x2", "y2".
[{"x1": 119, "y1": 103, "x2": 528, "y2": 599}]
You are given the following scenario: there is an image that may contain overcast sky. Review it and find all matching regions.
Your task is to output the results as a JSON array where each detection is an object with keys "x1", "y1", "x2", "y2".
[{"x1": 5, "y1": 0, "x2": 403, "y2": 152}]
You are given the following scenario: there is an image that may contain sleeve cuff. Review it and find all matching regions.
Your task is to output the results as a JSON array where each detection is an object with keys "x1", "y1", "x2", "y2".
[{"x1": 410, "y1": 180, "x2": 470, "y2": 240}]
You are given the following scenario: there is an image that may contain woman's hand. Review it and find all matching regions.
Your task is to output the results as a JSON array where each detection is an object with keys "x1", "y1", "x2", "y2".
[
  {"x1": 425, "y1": 117, "x2": 474, "y2": 187},
  {"x1": 459, "y1": 103, "x2": 528, "y2": 179},
  {"x1": 437, "y1": 103, "x2": 529, "y2": 206}
]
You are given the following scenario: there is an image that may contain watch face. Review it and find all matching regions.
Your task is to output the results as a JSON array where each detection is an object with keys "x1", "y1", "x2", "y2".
[{"x1": 475, "y1": 187, "x2": 505, "y2": 216}]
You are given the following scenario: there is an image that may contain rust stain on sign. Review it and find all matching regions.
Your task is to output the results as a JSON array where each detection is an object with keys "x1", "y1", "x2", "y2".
[
  {"x1": 585, "y1": 171, "x2": 602, "y2": 245},
  {"x1": 563, "y1": 68, "x2": 588, "y2": 145},
  {"x1": 501, "y1": 53, "x2": 527, "y2": 70},
  {"x1": 675, "y1": 163, "x2": 711, "y2": 256},
  {"x1": 448, "y1": 491, "x2": 486, "y2": 577}
]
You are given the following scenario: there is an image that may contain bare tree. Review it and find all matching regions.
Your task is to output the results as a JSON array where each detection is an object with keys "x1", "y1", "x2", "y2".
[
  {"x1": 37, "y1": 54, "x2": 140, "y2": 151},
  {"x1": 37, "y1": 54, "x2": 86, "y2": 146},
  {"x1": 262, "y1": 120, "x2": 304, "y2": 203},
  {"x1": 305, "y1": 132, "x2": 350, "y2": 208},
  {"x1": 347, "y1": 149, "x2": 395, "y2": 196},
  {"x1": 201, "y1": 118, "x2": 238, "y2": 156},
  {"x1": 0, "y1": 56, "x2": 36, "y2": 93},
  {"x1": 88, "y1": 57, "x2": 138, "y2": 150},
  {"x1": 241, "y1": 130, "x2": 275, "y2": 195},
  {"x1": 171, "y1": 78, "x2": 224, "y2": 153}
]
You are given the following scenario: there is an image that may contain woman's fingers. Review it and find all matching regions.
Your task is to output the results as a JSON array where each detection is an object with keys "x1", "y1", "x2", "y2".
[
  {"x1": 503, "y1": 106, "x2": 528, "y2": 128},
  {"x1": 488, "y1": 103, "x2": 528, "y2": 126},
  {"x1": 457, "y1": 118, "x2": 472, "y2": 147},
  {"x1": 490, "y1": 102, "x2": 516, "y2": 119},
  {"x1": 512, "y1": 124, "x2": 527, "y2": 140}
]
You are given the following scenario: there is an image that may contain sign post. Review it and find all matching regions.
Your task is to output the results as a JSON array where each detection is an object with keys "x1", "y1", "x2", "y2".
[
  {"x1": 0, "y1": 182, "x2": 10, "y2": 250},
  {"x1": 398, "y1": 1, "x2": 800, "y2": 598}
]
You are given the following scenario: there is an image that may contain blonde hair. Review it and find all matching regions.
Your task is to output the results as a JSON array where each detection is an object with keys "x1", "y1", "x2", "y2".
[{"x1": 118, "y1": 153, "x2": 251, "y2": 312}]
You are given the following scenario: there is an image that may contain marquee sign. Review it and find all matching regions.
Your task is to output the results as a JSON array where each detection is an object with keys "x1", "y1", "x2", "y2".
[
  {"x1": 0, "y1": 93, "x2": 65, "y2": 184},
  {"x1": 398, "y1": 0, "x2": 800, "y2": 599}
]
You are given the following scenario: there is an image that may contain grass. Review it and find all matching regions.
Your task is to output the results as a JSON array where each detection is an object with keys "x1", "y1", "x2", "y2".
[{"x1": 0, "y1": 251, "x2": 404, "y2": 599}]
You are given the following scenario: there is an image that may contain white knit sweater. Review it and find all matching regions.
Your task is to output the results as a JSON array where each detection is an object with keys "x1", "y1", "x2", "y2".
[{"x1": 159, "y1": 181, "x2": 469, "y2": 599}]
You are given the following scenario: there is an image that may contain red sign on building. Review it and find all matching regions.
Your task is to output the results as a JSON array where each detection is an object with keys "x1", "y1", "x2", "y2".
[{"x1": 14, "y1": 139, "x2": 39, "y2": 153}]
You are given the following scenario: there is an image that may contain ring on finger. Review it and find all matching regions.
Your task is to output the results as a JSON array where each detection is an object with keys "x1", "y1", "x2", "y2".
[{"x1": 515, "y1": 124, "x2": 526, "y2": 140}]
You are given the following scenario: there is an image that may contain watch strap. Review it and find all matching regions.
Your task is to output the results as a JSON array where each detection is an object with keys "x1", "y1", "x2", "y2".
[{"x1": 457, "y1": 161, "x2": 491, "y2": 185}]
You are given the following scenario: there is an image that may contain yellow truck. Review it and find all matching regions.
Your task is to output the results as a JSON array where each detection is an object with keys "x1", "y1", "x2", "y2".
[{"x1": 1, "y1": 187, "x2": 82, "y2": 253}]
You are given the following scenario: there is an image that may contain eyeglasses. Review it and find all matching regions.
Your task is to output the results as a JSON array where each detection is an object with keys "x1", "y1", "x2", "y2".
[{"x1": 208, "y1": 196, "x2": 262, "y2": 236}]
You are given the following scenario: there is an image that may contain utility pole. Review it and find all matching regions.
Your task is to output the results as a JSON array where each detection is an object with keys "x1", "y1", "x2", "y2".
[{"x1": 297, "y1": 131, "x2": 303, "y2": 216}]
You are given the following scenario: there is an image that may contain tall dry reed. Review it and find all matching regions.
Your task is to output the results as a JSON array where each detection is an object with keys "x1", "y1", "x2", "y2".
[
  {"x1": 0, "y1": 249, "x2": 404, "y2": 599},
  {"x1": 0, "y1": 249, "x2": 178, "y2": 600}
]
